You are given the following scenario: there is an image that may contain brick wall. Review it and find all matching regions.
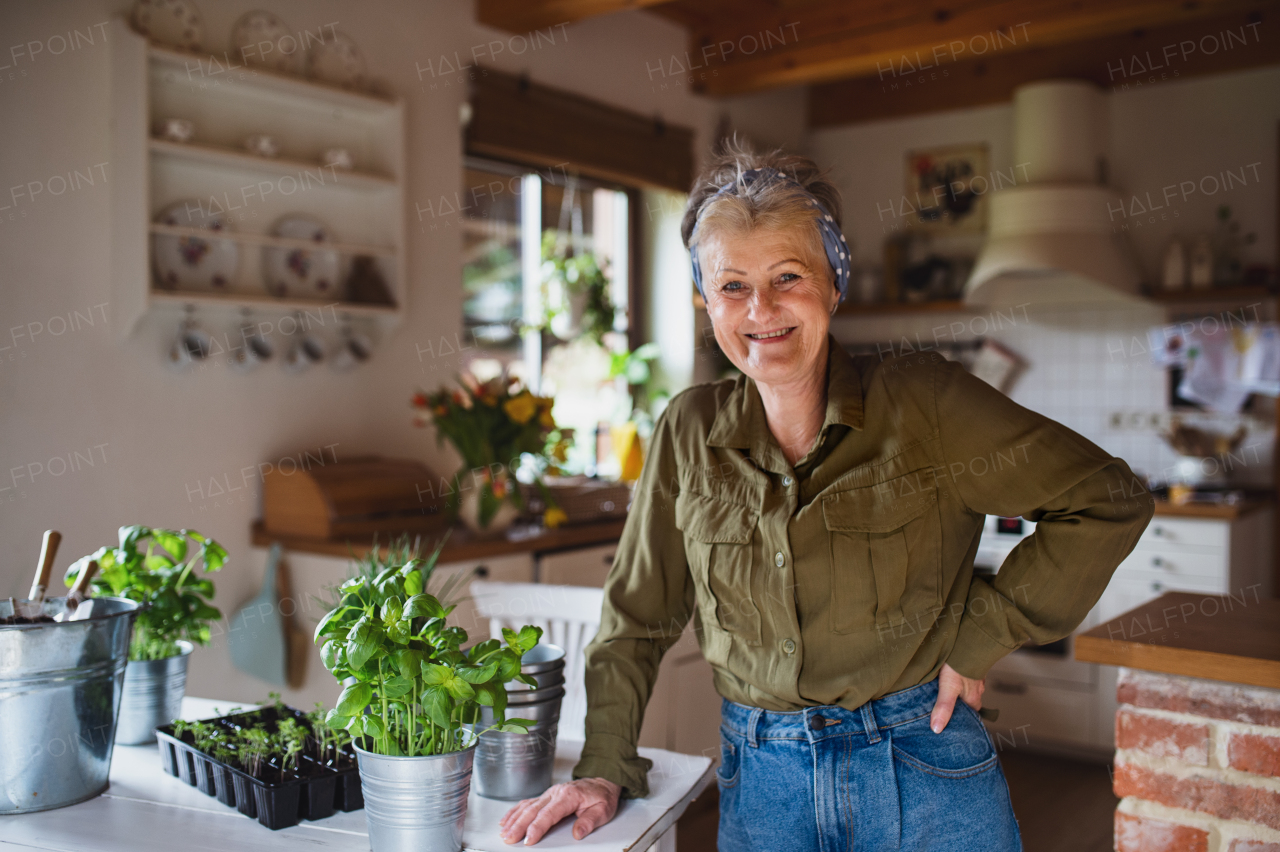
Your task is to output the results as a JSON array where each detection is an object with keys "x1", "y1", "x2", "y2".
[{"x1": 1113, "y1": 668, "x2": 1280, "y2": 852}]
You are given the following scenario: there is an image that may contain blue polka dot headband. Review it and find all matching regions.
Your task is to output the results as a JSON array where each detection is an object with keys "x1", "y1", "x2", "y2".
[{"x1": 690, "y1": 167, "x2": 850, "y2": 303}]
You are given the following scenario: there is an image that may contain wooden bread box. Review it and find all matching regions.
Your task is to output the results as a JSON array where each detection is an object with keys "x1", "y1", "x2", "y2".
[{"x1": 262, "y1": 456, "x2": 450, "y2": 539}]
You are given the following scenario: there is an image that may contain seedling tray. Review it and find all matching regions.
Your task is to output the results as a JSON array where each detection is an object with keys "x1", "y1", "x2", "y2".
[{"x1": 155, "y1": 704, "x2": 362, "y2": 830}]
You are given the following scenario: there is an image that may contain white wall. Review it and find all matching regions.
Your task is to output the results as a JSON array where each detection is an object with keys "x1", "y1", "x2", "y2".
[
  {"x1": 811, "y1": 67, "x2": 1280, "y2": 486},
  {"x1": 0, "y1": 0, "x2": 799, "y2": 709}
]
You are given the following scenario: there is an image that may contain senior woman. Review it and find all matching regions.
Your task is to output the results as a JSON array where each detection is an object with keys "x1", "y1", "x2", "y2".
[{"x1": 499, "y1": 145, "x2": 1153, "y2": 850}]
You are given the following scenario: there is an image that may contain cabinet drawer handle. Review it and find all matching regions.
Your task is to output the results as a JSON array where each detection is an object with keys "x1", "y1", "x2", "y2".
[
  {"x1": 991, "y1": 680, "x2": 1028, "y2": 696},
  {"x1": 1152, "y1": 526, "x2": 1167, "y2": 537},
  {"x1": 1150, "y1": 580, "x2": 1164, "y2": 593},
  {"x1": 1152, "y1": 557, "x2": 1166, "y2": 569}
]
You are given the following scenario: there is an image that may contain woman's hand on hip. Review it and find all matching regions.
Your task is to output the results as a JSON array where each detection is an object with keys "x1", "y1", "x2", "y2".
[
  {"x1": 499, "y1": 777, "x2": 622, "y2": 845},
  {"x1": 930, "y1": 663, "x2": 985, "y2": 734}
]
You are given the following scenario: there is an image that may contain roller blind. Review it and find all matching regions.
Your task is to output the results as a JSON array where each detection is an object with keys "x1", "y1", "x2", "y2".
[{"x1": 466, "y1": 67, "x2": 694, "y2": 193}]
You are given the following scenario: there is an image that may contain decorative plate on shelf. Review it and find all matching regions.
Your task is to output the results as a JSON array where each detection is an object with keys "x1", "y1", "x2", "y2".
[
  {"x1": 152, "y1": 200, "x2": 239, "y2": 292},
  {"x1": 263, "y1": 215, "x2": 340, "y2": 299},
  {"x1": 308, "y1": 31, "x2": 366, "y2": 89},
  {"x1": 230, "y1": 11, "x2": 304, "y2": 75},
  {"x1": 131, "y1": 0, "x2": 204, "y2": 52}
]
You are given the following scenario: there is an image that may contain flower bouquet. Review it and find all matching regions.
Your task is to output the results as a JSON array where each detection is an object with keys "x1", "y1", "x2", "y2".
[{"x1": 412, "y1": 375, "x2": 566, "y2": 534}]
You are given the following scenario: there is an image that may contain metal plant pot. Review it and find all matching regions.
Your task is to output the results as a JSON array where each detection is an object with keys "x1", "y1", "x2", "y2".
[
  {"x1": 0, "y1": 597, "x2": 139, "y2": 813},
  {"x1": 506, "y1": 684, "x2": 566, "y2": 706},
  {"x1": 519, "y1": 644, "x2": 565, "y2": 674},
  {"x1": 355, "y1": 742, "x2": 476, "y2": 852},
  {"x1": 475, "y1": 692, "x2": 562, "y2": 801},
  {"x1": 115, "y1": 640, "x2": 193, "y2": 745}
]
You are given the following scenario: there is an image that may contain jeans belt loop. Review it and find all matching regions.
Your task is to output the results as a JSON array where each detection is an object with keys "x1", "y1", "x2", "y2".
[
  {"x1": 746, "y1": 707, "x2": 763, "y2": 748},
  {"x1": 860, "y1": 702, "x2": 881, "y2": 744}
]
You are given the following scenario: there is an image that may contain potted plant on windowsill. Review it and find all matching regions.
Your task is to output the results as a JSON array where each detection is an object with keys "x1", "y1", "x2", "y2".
[
  {"x1": 315, "y1": 546, "x2": 541, "y2": 852},
  {"x1": 67, "y1": 526, "x2": 226, "y2": 745}
]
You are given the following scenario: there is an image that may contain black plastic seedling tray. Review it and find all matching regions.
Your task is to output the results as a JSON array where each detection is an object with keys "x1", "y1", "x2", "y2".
[{"x1": 155, "y1": 704, "x2": 362, "y2": 830}]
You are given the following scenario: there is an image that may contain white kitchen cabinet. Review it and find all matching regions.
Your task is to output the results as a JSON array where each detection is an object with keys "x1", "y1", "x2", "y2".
[
  {"x1": 540, "y1": 543, "x2": 616, "y2": 587},
  {"x1": 983, "y1": 507, "x2": 1273, "y2": 757},
  {"x1": 436, "y1": 553, "x2": 535, "y2": 643}
]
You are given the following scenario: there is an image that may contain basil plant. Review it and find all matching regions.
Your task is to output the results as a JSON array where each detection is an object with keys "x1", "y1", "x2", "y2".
[
  {"x1": 69, "y1": 526, "x2": 226, "y2": 661},
  {"x1": 315, "y1": 555, "x2": 541, "y2": 757}
]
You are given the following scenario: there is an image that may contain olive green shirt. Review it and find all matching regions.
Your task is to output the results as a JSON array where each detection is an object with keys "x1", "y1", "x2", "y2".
[{"x1": 573, "y1": 342, "x2": 1153, "y2": 797}]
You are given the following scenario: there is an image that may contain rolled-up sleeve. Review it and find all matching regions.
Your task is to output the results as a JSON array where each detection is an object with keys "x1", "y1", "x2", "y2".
[
  {"x1": 933, "y1": 360, "x2": 1154, "y2": 680},
  {"x1": 572, "y1": 406, "x2": 695, "y2": 798}
]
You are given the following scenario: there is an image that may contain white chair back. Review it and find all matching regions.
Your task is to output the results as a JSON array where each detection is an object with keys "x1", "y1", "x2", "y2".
[{"x1": 469, "y1": 580, "x2": 605, "y2": 742}]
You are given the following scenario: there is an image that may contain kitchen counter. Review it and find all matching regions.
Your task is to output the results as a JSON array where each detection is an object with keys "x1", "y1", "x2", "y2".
[
  {"x1": 1075, "y1": 590, "x2": 1280, "y2": 688},
  {"x1": 251, "y1": 518, "x2": 625, "y2": 564},
  {"x1": 1, "y1": 697, "x2": 712, "y2": 852},
  {"x1": 1151, "y1": 498, "x2": 1272, "y2": 520}
]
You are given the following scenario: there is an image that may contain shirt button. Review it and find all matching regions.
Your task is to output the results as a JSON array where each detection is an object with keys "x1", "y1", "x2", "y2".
[
  {"x1": 774, "y1": 551, "x2": 785, "y2": 568},
  {"x1": 782, "y1": 476, "x2": 793, "y2": 486},
  {"x1": 782, "y1": 638, "x2": 796, "y2": 655}
]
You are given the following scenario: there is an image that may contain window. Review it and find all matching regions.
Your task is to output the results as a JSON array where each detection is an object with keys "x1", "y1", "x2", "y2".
[{"x1": 461, "y1": 158, "x2": 635, "y2": 474}]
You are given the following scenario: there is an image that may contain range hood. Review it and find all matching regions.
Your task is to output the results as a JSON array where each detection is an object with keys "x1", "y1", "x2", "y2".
[{"x1": 964, "y1": 80, "x2": 1145, "y2": 306}]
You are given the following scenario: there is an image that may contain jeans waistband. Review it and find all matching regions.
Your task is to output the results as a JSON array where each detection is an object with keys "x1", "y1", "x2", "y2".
[{"x1": 721, "y1": 679, "x2": 940, "y2": 746}]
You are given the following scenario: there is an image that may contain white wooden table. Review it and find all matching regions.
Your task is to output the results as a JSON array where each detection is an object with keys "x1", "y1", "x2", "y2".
[{"x1": 0, "y1": 698, "x2": 714, "y2": 852}]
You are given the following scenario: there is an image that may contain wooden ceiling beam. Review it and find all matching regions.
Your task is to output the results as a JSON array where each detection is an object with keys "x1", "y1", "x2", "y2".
[
  {"x1": 477, "y1": 0, "x2": 677, "y2": 34},
  {"x1": 682, "y1": 0, "x2": 1273, "y2": 96},
  {"x1": 808, "y1": 6, "x2": 1280, "y2": 127}
]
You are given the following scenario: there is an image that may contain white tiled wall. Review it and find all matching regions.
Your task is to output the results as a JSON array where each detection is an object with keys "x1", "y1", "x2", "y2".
[{"x1": 831, "y1": 303, "x2": 1275, "y2": 488}]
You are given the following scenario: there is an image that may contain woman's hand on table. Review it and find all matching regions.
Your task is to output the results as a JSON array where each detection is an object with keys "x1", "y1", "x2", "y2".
[
  {"x1": 930, "y1": 662, "x2": 985, "y2": 733},
  {"x1": 499, "y1": 777, "x2": 622, "y2": 846}
]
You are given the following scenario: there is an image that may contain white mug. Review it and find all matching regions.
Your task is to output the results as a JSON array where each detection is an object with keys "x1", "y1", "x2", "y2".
[
  {"x1": 230, "y1": 329, "x2": 274, "y2": 372},
  {"x1": 330, "y1": 332, "x2": 372, "y2": 371},
  {"x1": 167, "y1": 322, "x2": 211, "y2": 371},
  {"x1": 283, "y1": 333, "x2": 325, "y2": 372}
]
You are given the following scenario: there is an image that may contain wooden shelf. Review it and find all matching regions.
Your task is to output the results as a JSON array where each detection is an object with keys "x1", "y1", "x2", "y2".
[
  {"x1": 149, "y1": 139, "x2": 396, "y2": 189},
  {"x1": 1076, "y1": 591, "x2": 1280, "y2": 689},
  {"x1": 250, "y1": 519, "x2": 626, "y2": 564},
  {"x1": 149, "y1": 290, "x2": 397, "y2": 316},
  {"x1": 147, "y1": 43, "x2": 397, "y2": 112},
  {"x1": 1146, "y1": 285, "x2": 1277, "y2": 304},
  {"x1": 149, "y1": 223, "x2": 395, "y2": 257}
]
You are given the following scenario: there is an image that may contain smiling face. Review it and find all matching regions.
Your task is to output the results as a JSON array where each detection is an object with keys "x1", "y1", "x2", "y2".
[{"x1": 699, "y1": 225, "x2": 839, "y2": 390}]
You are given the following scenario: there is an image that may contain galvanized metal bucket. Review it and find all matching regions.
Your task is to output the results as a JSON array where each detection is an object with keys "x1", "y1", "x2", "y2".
[
  {"x1": 355, "y1": 742, "x2": 476, "y2": 852},
  {"x1": 115, "y1": 640, "x2": 193, "y2": 745},
  {"x1": 0, "y1": 597, "x2": 139, "y2": 814},
  {"x1": 474, "y1": 691, "x2": 562, "y2": 801}
]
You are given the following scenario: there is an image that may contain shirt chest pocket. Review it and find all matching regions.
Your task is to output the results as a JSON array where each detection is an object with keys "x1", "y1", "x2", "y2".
[
  {"x1": 675, "y1": 491, "x2": 762, "y2": 647},
  {"x1": 821, "y1": 471, "x2": 942, "y2": 635}
]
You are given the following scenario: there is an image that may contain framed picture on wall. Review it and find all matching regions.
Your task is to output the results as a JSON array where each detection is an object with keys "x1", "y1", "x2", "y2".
[{"x1": 904, "y1": 142, "x2": 989, "y2": 233}]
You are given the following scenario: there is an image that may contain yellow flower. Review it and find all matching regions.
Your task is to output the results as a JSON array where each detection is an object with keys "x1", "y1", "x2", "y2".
[
  {"x1": 544, "y1": 507, "x2": 568, "y2": 528},
  {"x1": 538, "y1": 410, "x2": 556, "y2": 430},
  {"x1": 503, "y1": 392, "x2": 537, "y2": 424}
]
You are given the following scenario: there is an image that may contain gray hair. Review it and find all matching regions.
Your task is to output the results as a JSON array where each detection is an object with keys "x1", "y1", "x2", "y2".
[{"x1": 681, "y1": 140, "x2": 842, "y2": 274}]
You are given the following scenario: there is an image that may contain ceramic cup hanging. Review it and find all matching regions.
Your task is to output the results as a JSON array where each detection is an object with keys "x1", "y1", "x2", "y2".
[
  {"x1": 330, "y1": 325, "x2": 373, "y2": 371},
  {"x1": 282, "y1": 314, "x2": 325, "y2": 373},
  {"x1": 229, "y1": 312, "x2": 274, "y2": 373},
  {"x1": 167, "y1": 315, "x2": 211, "y2": 371}
]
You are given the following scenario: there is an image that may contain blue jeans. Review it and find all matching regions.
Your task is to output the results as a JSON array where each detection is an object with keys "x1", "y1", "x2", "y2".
[{"x1": 716, "y1": 680, "x2": 1022, "y2": 852}]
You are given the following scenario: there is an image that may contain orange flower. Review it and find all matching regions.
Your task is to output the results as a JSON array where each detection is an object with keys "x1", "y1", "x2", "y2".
[
  {"x1": 411, "y1": 392, "x2": 429, "y2": 408},
  {"x1": 538, "y1": 410, "x2": 556, "y2": 430},
  {"x1": 451, "y1": 389, "x2": 473, "y2": 410}
]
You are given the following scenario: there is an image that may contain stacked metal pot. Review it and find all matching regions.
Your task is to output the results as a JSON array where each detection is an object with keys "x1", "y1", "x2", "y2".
[{"x1": 473, "y1": 643, "x2": 565, "y2": 801}]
